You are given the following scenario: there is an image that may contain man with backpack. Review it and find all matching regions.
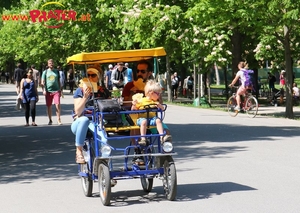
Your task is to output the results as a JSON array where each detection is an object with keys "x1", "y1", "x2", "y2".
[
  {"x1": 41, "y1": 59, "x2": 62, "y2": 125},
  {"x1": 229, "y1": 61, "x2": 254, "y2": 111}
]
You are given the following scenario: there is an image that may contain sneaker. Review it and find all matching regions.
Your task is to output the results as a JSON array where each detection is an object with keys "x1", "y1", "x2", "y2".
[
  {"x1": 234, "y1": 106, "x2": 241, "y2": 111},
  {"x1": 111, "y1": 179, "x2": 117, "y2": 187},
  {"x1": 48, "y1": 120, "x2": 53, "y2": 125},
  {"x1": 163, "y1": 134, "x2": 172, "y2": 142},
  {"x1": 57, "y1": 119, "x2": 62, "y2": 125},
  {"x1": 132, "y1": 157, "x2": 145, "y2": 165},
  {"x1": 138, "y1": 139, "x2": 148, "y2": 146}
]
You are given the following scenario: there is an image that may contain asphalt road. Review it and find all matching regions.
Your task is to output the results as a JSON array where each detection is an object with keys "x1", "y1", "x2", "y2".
[{"x1": 1, "y1": 83, "x2": 300, "y2": 213}]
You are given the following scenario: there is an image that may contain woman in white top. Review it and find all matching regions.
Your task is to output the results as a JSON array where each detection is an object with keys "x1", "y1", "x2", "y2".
[{"x1": 229, "y1": 61, "x2": 248, "y2": 111}]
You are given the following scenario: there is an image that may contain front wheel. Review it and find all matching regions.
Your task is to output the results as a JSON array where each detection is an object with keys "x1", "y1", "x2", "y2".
[
  {"x1": 80, "y1": 163, "x2": 93, "y2": 197},
  {"x1": 98, "y1": 163, "x2": 111, "y2": 206},
  {"x1": 141, "y1": 177, "x2": 154, "y2": 192},
  {"x1": 245, "y1": 96, "x2": 258, "y2": 118},
  {"x1": 227, "y1": 96, "x2": 238, "y2": 117},
  {"x1": 162, "y1": 157, "x2": 177, "y2": 201}
]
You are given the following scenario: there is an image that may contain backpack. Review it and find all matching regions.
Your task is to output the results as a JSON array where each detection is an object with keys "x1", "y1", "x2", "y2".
[{"x1": 241, "y1": 69, "x2": 255, "y2": 91}]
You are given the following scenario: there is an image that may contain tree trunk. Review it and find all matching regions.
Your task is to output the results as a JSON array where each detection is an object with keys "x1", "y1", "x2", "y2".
[
  {"x1": 166, "y1": 55, "x2": 172, "y2": 102},
  {"x1": 193, "y1": 64, "x2": 196, "y2": 99},
  {"x1": 214, "y1": 62, "x2": 220, "y2": 85},
  {"x1": 231, "y1": 29, "x2": 243, "y2": 77},
  {"x1": 283, "y1": 25, "x2": 294, "y2": 118}
]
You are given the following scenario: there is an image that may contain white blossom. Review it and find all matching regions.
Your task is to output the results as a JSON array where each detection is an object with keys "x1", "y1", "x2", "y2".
[
  {"x1": 226, "y1": 50, "x2": 232, "y2": 55},
  {"x1": 193, "y1": 38, "x2": 199, "y2": 43},
  {"x1": 189, "y1": 17, "x2": 193, "y2": 21},
  {"x1": 156, "y1": 3, "x2": 160, "y2": 7},
  {"x1": 170, "y1": 29, "x2": 176, "y2": 33},
  {"x1": 177, "y1": 34, "x2": 184, "y2": 40},
  {"x1": 124, "y1": 17, "x2": 129, "y2": 23},
  {"x1": 217, "y1": 35, "x2": 224, "y2": 40},
  {"x1": 165, "y1": 5, "x2": 170, "y2": 8},
  {"x1": 265, "y1": 45, "x2": 271, "y2": 50},
  {"x1": 253, "y1": 43, "x2": 262, "y2": 53},
  {"x1": 211, "y1": 51, "x2": 217, "y2": 55}
]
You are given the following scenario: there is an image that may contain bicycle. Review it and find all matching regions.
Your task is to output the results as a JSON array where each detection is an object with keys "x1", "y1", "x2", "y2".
[{"x1": 227, "y1": 87, "x2": 258, "y2": 118}]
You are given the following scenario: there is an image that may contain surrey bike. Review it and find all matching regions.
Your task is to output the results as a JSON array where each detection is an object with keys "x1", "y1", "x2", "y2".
[
  {"x1": 67, "y1": 47, "x2": 177, "y2": 206},
  {"x1": 227, "y1": 86, "x2": 258, "y2": 118}
]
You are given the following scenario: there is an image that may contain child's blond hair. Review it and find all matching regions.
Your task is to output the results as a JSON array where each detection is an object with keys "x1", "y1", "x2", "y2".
[{"x1": 144, "y1": 80, "x2": 162, "y2": 96}]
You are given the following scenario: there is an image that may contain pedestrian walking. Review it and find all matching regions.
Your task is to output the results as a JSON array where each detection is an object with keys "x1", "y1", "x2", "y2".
[
  {"x1": 19, "y1": 68, "x2": 39, "y2": 126},
  {"x1": 41, "y1": 59, "x2": 62, "y2": 125}
]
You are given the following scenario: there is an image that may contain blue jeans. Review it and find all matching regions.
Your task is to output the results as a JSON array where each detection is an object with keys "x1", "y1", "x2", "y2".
[
  {"x1": 137, "y1": 116, "x2": 159, "y2": 126},
  {"x1": 71, "y1": 116, "x2": 90, "y2": 147}
]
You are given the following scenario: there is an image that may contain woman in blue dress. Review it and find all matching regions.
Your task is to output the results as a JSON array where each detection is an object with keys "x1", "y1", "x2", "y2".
[{"x1": 19, "y1": 68, "x2": 39, "y2": 126}]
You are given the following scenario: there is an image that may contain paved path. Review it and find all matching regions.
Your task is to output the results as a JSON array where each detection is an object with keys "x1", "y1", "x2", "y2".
[{"x1": 1, "y1": 83, "x2": 300, "y2": 213}]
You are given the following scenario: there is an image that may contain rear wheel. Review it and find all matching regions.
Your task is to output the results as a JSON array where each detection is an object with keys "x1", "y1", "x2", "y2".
[
  {"x1": 227, "y1": 96, "x2": 238, "y2": 117},
  {"x1": 98, "y1": 163, "x2": 111, "y2": 206},
  {"x1": 245, "y1": 96, "x2": 258, "y2": 118},
  {"x1": 162, "y1": 157, "x2": 177, "y2": 201}
]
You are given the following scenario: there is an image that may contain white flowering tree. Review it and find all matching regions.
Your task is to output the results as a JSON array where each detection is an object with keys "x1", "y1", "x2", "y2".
[
  {"x1": 252, "y1": 1, "x2": 300, "y2": 118},
  {"x1": 114, "y1": 0, "x2": 189, "y2": 101}
]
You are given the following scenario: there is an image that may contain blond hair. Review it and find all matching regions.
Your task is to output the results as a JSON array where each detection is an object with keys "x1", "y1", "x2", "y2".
[{"x1": 144, "y1": 80, "x2": 162, "y2": 96}]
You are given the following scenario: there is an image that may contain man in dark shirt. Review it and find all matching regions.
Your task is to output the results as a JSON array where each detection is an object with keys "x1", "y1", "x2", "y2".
[
  {"x1": 14, "y1": 63, "x2": 24, "y2": 94},
  {"x1": 267, "y1": 72, "x2": 276, "y2": 90}
]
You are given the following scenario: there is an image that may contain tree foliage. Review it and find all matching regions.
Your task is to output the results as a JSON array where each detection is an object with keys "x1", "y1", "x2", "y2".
[{"x1": 1, "y1": 0, "x2": 300, "y2": 117}]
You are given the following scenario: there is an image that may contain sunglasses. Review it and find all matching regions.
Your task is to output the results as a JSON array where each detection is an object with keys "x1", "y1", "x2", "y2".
[
  {"x1": 153, "y1": 91, "x2": 161, "y2": 96},
  {"x1": 87, "y1": 74, "x2": 97, "y2": 78},
  {"x1": 137, "y1": 69, "x2": 147, "y2": 74}
]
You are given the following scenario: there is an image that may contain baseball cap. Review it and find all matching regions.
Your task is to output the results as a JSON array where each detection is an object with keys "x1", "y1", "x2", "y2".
[
  {"x1": 108, "y1": 64, "x2": 113, "y2": 68},
  {"x1": 125, "y1": 63, "x2": 129, "y2": 66}
]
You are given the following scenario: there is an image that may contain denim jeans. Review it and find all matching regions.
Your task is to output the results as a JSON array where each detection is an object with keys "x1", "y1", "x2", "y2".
[{"x1": 71, "y1": 116, "x2": 90, "y2": 147}]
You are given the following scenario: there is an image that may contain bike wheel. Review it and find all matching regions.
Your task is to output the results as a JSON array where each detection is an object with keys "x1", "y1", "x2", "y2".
[
  {"x1": 162, "y1": 157, "x2": 177, "y2": 201},
  {"x1": 141, "y1": 177, "x2": 154, "y2": 192},
  {"x1": 245, "y1": 96, "x2": 258, "y2": 118},
  {"x1": 227, "y1": 96, "x2": 239, "y2": 117},
  {"x1": 140, "y1": 146, "x2": 155, "y2": 192},
  {"x1": 80, "y1": 163, "x2": 93, "y2": 197},
  {"x1": 98, "y1": 163, "x2": 111, "y2": 206}
]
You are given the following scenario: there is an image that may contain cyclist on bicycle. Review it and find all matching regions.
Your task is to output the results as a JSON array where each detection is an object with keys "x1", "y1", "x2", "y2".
[{"x1": 229, "y1": 61, "x2": 251, "y2": 111}]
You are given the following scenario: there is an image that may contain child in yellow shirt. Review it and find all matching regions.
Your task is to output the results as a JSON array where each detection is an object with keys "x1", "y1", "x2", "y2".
[{"x1": 131, "y1": 80, "x2": 165, "y2": 145}]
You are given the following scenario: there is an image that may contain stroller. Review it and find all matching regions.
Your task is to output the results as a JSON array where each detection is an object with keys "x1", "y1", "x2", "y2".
[{"x1": 270, "y1": 88, "x2": 284, "y2": 106}]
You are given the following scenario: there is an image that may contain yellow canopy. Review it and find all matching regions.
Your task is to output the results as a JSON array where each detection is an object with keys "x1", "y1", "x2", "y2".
[{"x1": 67, "y1": 47, "x2": 166, "y2": 65}]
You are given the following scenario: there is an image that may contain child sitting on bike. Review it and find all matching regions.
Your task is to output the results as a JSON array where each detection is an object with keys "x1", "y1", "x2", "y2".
[
  {"x1": 131, "y1": 80, "x2": 166, "y2": 145},
  {"x1": 229, "y1": 61, "x2": 251, "y2": 111}
]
